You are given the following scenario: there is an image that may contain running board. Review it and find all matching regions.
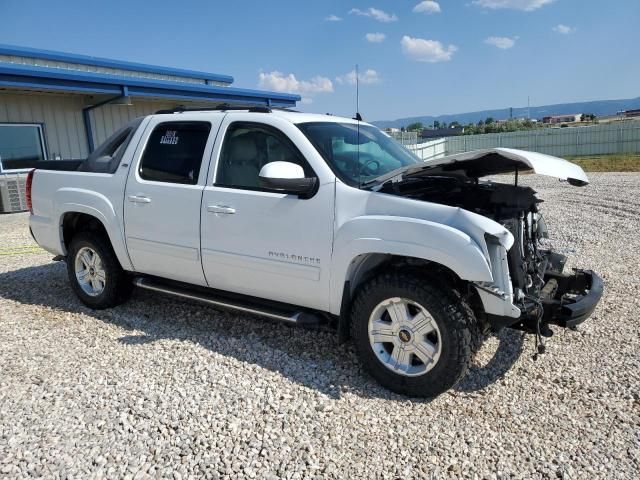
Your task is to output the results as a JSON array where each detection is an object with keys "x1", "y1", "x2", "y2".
[{"x1": 132, "y1": 277, "x2": 324, "y2": 327}]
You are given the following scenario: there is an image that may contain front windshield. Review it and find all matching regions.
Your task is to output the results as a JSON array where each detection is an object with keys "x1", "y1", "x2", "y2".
[{"x1": 298, "y1": 122, "x2": 421, "y2": 187}]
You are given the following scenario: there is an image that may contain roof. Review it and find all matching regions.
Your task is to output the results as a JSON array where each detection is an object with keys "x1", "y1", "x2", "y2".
[
  {"x1": 543, "y1": 114, "x2": 581, "y2": 119},
  {"x1": 153, "y1": 109, "x2": 364, "y2": 126},
  {"x1": 271, "y1": 111, "x2": 364, "y2": 125},
  {"x1": 0, "y1": 44, "x2": 233, "y2": 84},
  {"x1": 0, "y1": 53, "x2": 300, "y2": 107},
  {"x1": 420, "y1": 127, "x2": 464, "y2": 139}
]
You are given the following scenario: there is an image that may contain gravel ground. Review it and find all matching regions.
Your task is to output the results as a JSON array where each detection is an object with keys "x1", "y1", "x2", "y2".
[{"x1": 0, "y1": 173, "x2": 638, "y2": 479}]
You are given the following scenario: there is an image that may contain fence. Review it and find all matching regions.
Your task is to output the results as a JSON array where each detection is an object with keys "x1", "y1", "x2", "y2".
[
  {"x1": 388, "y1": 131, "x2": 418, "y2": 146},
  {"x1": 406, "y1": 138, "x2": 447, "y2": 161},
  {"x1": 411, "y1": 121, "x2": 640, "y2": 159}
]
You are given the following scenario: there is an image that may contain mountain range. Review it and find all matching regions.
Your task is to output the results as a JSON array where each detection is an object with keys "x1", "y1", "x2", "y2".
[{"x1": 372, "y1": 97, "x2": 640, "y2": 129}]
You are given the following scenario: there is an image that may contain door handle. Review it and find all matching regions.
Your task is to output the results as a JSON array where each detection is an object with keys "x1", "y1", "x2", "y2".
[
  {"x1": 128, "y1": 195, "x2": 151, "y2": 204},
  {"x1": 207, "y1": 204, "x2": 236, "y2": 215}
]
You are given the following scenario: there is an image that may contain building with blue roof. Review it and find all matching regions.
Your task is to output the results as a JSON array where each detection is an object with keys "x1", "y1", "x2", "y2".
[{"x1": 0, "y1": 44, "x2": 299, "y2": 165}]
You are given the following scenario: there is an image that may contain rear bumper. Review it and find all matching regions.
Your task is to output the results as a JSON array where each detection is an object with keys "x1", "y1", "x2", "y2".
[{"x1": 544, "y1": 269, "x2": 603, "y2": 328}]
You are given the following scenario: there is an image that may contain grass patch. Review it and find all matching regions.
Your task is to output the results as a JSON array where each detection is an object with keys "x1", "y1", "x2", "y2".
[{"x1": 566, "y1": 153, "x2": 640, "y2": 172}]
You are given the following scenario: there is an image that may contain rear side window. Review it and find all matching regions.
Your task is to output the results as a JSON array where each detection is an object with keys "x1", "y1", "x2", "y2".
[{"x1": 139, "y1": 122, "x2": 211, "y2": 184}]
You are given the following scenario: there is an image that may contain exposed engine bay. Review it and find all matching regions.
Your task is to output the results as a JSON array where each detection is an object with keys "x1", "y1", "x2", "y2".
[
  {"x1": 378, "y1": 173, "x2": 603, "y2": 345},
  {"x1": 379, "y1": 175, "x2": 548, "y2": 294}
]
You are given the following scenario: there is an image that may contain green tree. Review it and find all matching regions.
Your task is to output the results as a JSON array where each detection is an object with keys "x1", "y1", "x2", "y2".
[
  {"x1": 485, "y1": 117, "x2": 495, "y2": 124},
  {"x1": 433, "y1": 120, "x2": 440, "y2": 129},
  {"x1": 405, "y1": 122, "x2": 424, "y2": 132}
]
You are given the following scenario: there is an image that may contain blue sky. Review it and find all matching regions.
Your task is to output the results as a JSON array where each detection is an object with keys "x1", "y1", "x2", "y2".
[{"x1": 2, "y1": 0, "x2": 639, "y2": 121}]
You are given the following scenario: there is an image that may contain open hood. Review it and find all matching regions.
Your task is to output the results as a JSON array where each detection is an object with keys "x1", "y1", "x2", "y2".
[{"x1": 377, "y1": 148, "x2": 589, "y2": 186}]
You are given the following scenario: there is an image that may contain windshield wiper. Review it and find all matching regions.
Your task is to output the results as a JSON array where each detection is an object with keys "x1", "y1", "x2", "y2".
[{"x1": 360, "y1": 164, "x2": 414, "y2": 188}]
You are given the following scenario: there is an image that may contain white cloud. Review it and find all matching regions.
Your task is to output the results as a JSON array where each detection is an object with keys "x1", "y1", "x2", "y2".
[
  {"x1": 413, "y1": 1, "x2": 441, "y2": 14},
  {"x1": 553, "y1": 24, "x2": 575, "y2": 34},
  {"x1": 401, "y1": 36, "x2": 457, "y2": 63},
  {"x1": 472, "y1": 0, "x2": 555, "y2": 11},
  {"x1": 258, "y1": 71, "x2": 334, "y2": 97},
  {"x1": 349, "y1": 7, "x2": 398, "y2": 22},
  {"x1": 365, "y1": 32, "x2": 386, "y2": 43},
  {"x1": 336, "y1": 69, "x2": 381, "y2": 85},
  {"x1": 325, "y1": 14, "x2": 342, "y2": 22},
  {"x1": 485, "y1": 36, "x2": 517, "y2": 49}
]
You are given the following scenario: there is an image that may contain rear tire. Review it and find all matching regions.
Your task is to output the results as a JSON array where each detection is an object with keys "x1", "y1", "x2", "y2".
[
  {"x1": 350, "y1": 272, "x2": 478, "y2": 397},
  {"x1": 66, "y1": 232, "x2": 132, "y2": 309}
]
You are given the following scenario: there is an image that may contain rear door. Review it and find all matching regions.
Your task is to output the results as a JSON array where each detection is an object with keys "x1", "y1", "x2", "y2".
[{"x1": 124, "y1": 115, "x2": 222, "y2": 286}]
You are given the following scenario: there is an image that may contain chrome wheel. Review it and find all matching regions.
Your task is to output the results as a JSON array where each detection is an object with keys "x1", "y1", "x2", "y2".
[
  {"x1": 368, "y1": 297, "x2": 442, "y2": 377},
  {"x1": 74, "y1": 246, "x2": 106, "y2": 297}
]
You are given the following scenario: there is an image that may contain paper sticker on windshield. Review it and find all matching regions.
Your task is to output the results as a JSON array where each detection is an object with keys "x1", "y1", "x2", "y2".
[{"x1": 160, "y1": 130, "x2": 179, "y2": 145}]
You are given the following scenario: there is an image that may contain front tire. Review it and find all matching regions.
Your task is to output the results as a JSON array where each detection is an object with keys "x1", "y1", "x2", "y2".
[
  {"x1": 66, "y1": 232, "x2": 132, "y2": 309},
  {"x1": 350, "y1": 273, "x2": 478, "y2": 397}
]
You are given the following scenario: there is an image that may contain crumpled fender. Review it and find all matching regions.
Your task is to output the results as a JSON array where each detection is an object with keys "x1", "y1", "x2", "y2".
[{"x1": 329, "y1": 215, "x2": 493, "y2": 314}]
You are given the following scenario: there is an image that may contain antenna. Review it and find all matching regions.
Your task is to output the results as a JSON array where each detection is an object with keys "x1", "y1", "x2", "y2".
[
  {"x1": 355, "y1": 64, "x2": 363, "y2": 186},
  {"x1": 356, "y1": 64, "x2": 359, "y2": 116},
  {"x1": 353, "y1": 64, "x2": 363, "y2": 121}
]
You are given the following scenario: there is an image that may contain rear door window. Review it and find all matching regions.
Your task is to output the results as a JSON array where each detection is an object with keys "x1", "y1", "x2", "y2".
[{"x1": 139, "y1": 122, "x2": 211, "y2": 184}]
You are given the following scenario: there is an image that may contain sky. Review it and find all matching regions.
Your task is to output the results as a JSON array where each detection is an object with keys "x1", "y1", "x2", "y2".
[{"x1": 1, "y1": 0, "x2": 639, "y2": 121}]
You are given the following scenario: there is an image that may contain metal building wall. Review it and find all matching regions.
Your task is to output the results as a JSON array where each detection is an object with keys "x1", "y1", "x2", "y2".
[
  {"x1": 88, "y1": 99, "x2": 177, "y2": 147},
  {"x1": 0, "y1": 92, "x2": 188, "y2": 159},
  {"x1": 0, "y1": 92, "x2": 88, "y2": 159},
  {"x1": 0, "y1": 54, "x2": 229, "y2": 86}
]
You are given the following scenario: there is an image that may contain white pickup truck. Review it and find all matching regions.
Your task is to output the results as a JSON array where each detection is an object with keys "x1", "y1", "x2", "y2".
[{"x1": 27, "y1": 106, "x2": 603, "y2": 397}]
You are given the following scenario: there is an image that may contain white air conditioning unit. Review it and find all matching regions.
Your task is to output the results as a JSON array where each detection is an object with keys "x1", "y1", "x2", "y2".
[{"x1": 0, "y1": 172, "x2": 29, "y2": 213}]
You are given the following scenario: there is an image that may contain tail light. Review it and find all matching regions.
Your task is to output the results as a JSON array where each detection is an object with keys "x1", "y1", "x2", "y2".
[{"x1": 25, "y1": 169, "x2": 35, "y2": 214}]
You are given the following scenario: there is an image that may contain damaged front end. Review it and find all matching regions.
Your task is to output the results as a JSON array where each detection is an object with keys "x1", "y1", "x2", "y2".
[
  {"x1": 374, "y1": 148, "x2": 603, "y2": 340},
  {"x1": 497, "y1": 212, "x2": 603, "y2": 336}
]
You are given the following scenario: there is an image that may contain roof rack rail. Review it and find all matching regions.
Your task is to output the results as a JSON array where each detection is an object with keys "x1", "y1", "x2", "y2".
[
  {"x1": 154, "y1": 103, "x2": 298, "y2": 115},
  {"x1": 155, "y1": 103, "x2": 300, "y2": 115}
]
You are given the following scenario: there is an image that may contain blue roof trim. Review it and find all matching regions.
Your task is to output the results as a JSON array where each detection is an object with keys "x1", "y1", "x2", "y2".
[
  {"x1": 0, "y1": 62, "x2": 300, "y2": 106},
  {"x1": 0, "y1": 44, "x2": 234, "y2": 84}
]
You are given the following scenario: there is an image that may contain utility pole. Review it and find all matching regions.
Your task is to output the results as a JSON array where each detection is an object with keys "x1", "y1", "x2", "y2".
[{"x1": 527, "y1": 96, "x2": 531, "y2": 120}]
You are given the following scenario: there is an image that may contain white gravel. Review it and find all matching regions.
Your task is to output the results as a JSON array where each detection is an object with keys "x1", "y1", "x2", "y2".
[{"x1": 0, "y1": 173, "x2": 638, "y2": 479}]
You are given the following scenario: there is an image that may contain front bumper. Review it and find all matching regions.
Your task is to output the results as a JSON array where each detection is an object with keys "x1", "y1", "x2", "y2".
[
  {"x1": 488, "y1": 268, "x2": 604, "y2": 333},
  {"x1": 543, "y1": 269, "x2": 604, "y2": 328}
]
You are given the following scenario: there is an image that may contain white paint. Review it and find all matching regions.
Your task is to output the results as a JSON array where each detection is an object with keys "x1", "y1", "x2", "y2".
[
  {"x1": 31, "y1": 110, "x2": 592, "y2": 320},
  {"x1": 417, "y1": 147, "x2": 590, "y2": 184}
]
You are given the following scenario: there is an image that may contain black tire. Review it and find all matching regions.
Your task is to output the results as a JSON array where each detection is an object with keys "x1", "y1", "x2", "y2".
[
  {"x1": 66, "y1": 231, "x2": 132, "y2": 309},
  {"x1": 350, "y1": 272, "x2": 479, "y2": 397}
]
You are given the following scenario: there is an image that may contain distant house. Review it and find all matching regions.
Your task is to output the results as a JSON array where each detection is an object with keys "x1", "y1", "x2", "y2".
[
  {"x1": 496, "y1": 117, "x2": 536, "y2": 123},
  {"x1": 420, "y1": 127, "x2": 464, "y2": 139},
  {"x1": 542, "y1": 114, "x2": 582, "y2": 124},
  {"x1": 383, "y1": 127, "x2": 401, "y2": 134},
  {"x1": 619, "y1": 109, "x2": 640, "y2": 118}
]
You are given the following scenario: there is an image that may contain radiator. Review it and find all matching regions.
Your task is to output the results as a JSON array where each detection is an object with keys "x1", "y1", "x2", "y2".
[{"x1": 0, "y1": 173, "x2": 29, "y2": 213}]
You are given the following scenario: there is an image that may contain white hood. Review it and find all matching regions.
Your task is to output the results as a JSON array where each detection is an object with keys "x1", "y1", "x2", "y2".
[{"x1": 380, "y1": 148, "x2": 589, "y2": 186}]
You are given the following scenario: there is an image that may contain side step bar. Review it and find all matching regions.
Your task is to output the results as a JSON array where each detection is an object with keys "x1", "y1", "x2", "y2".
[{"x1": 132, "y1": 276, "x2": 325, "y2": 327}]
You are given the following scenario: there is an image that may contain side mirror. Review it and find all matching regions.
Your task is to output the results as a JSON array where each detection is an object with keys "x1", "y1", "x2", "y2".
[{"x1": 258, "y1": 161, "x2": 317, "y2": 197}]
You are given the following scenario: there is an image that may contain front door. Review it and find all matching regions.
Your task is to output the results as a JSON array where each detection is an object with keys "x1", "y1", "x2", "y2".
[
  {"x1": 200, "y1": 117, "x2": 334, "y2": 311},
  {"x1": 124, "y1": 116, "x2": 220, "y2": 286}
]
